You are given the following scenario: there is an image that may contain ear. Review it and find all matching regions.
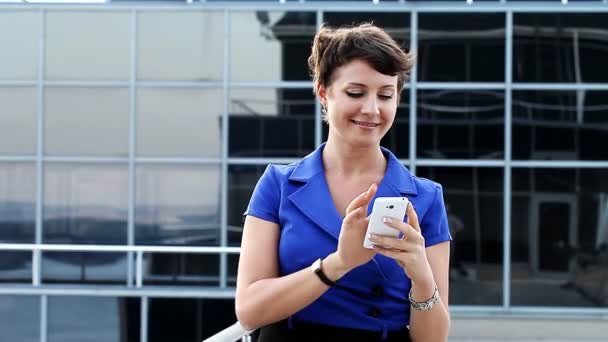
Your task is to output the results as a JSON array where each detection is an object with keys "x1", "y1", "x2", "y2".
[{"x1": 317, "y1": 84, "x2": 328, "y2": 107}]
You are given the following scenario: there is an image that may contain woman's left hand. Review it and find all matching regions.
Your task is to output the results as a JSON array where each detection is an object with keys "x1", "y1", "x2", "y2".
[{"x1": 367, "y1": 203, "x2": 434, "y2": 285}]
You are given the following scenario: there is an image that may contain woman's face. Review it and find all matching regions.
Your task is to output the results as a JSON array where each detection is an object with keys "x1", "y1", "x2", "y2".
[{"x1": 319, "y1": 59, "x2": 399, "y2": 148}]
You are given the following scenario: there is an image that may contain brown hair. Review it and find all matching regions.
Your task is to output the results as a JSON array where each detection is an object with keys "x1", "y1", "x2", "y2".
[{"x1": 308, "y1": 23, "x2": 414, "y2": 95}]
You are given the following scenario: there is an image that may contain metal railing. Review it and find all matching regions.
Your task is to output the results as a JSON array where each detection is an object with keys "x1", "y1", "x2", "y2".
[
  {"x1": 202, "y1": 321, "x2": 253, "y2": 342},
  {"x1": 0, "y1": 243, "x2": 240, "y2": 288}
]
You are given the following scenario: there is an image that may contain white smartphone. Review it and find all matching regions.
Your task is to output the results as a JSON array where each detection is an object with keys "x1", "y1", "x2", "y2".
[{"x1": 363, "y1": 197, "x2": 409, "y2": 249}]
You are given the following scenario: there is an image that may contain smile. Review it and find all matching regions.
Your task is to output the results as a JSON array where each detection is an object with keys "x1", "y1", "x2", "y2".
[{"x1": 351, "y1": 120, "x2": 380, "y2": 128}]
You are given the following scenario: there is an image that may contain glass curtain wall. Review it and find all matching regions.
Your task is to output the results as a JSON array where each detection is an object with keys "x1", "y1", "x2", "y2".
[{"x1": 1, "y1": 2, "x2": 608, "y2": 341}]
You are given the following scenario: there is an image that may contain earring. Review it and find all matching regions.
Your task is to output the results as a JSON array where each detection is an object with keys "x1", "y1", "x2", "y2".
[{"x1": 321, "y1": 105, "x2": 327, "y2": 115}]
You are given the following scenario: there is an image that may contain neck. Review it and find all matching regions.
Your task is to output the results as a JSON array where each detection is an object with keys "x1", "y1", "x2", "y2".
[{"x1": 322, "y1": 135, "x2": 387, "y2": 177}]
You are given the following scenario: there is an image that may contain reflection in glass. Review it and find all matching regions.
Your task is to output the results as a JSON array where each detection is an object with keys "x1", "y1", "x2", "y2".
[
  {"x1": 0, "y1": 295, "x2": 39, "y2": 342},
  {"x1": 142, "y1": 253, "x2": 219, "y2": 286},
  {"x1": 324, "y1": 12, "x2": 410, "y2": 47},
  {"x1": 229, "y1": 88, "x2": 315, "y2": 157},
  {"x1": 0, "y1": 12, "x2": 39, "y2": 80},
  {"x1": 137, "y1": 88, "x2": 223, "y2": 157},
  {"x1": 45, "y1": 88, "x2": 129, "y2": 156},
  {"x1": 42, "y1": 252, "x2": 126, "y2": 284},
  {"x1": 514, "y1": 14, "x2": 608, "y2": 83},
  {"x1": 0, "y1": 252, "x2": 31, "y2": 283},
  {"x1": 46, "y1": 12, "x2": 130, "y2": 80},
  {"x1": 48, "y1": 297, "x2": 140, "y2": 342},
  {"x1": 135, "y1": 164, "x2": 221, "y2": 246},
  {"x1": 513, "y1": 91, "x2": 608, "y2": 161},
  {"x1": 44, "y1": 163, "x2": 128, "y2": 245},
  {"x1": 0, "y1": 163, "x2": 35, "y2": 243},
  {"x1": 148, "y1": 298, "x2": 237, "y2": 341},
  {"x1": 0, "y1": 88, "x2": 37, "y2": 155},
  {"x1": 231, "y1": 12, "x2": 316, "y2": 81},
  {"x1": 322, "y1": 90, "x2": 410, "y2": 159},
  {"x1": 512, "y1": 169, "x2": 608, "y2": 307},
  {"x1": 418, "y1": 167, "x2": 504, "y2": 305},
  {"x1": 228, "y1": 165, "x2": 268, "y2": 246},
  {"x1": 138, "y1": 11, "x2": 224, "y2": 81},
  {"x1": 418, "y1": 90, "x2": 504, "y2": 159},
  {"x1": 419, "y1": 13, "x2": 505, "y2": 82},
  {"x1": 228, "y1": 254, "x2": 239, "y2": 287}
]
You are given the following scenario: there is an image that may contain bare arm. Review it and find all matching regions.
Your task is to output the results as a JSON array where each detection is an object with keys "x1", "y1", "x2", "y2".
[
  {"x1": 368, "y1": 202, "x2": 451, "y2": 342},
  {"x1": 235, "y1": 184, "x2": 377, "y2": 330},
  {"x1": 234, "y1": 215, "x2": 347, "y2": 330},
  {"x1": 408, "y1": 241, "x2": 451, "y2": 342}
]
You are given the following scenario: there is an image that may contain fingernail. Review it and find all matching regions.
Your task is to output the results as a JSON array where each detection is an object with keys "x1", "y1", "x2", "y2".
[{"x1": 383, "y1": 217, "x2": 393, "y2": 224}]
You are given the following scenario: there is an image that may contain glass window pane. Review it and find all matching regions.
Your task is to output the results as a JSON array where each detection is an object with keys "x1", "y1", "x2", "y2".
[
  {"x1": 45, "y1": 88, "x2": 129, "y2": 156},
  {"x1": 418, "y1": 167, "x2": 504, "y2": 306},
  {"x1": 42, "y1": 252, "x2": 126, "y2": 284},
  {"x1": 230, "y1": 11, "x2": 316, "y2": 81},
  {"x1": 0, "y1": 296, "x2": 39, "y2": 342},
  {"x1": 44, "y1": 163, "x2": 128, "y2": 245},
  {"x1": 324, "y1": 12, "x2": 410, "y2": 47},
  {"x1": 0, "y1": 252, "x2": 31, "y2": 283},
  {"x1": 135, "y1": 164, "x2": 221, "y2": 246},
  {"x1": 0, "y1": 163, "x2": 36, "y2": 243},
  {"x1": 418, "y1": 90, "x2": 504, "y2": 159},
  {"x1": 148, "y1": 298, "x2": 236, "y2": 341},
  {"x1": 137, "y1": 88, "x2": 222, "y2": 158},
  {"x1": 228, "y1": 254, "x2": 239, "y2": 287},
  {"x1": 513, "y1": 91, "x2": 608, "y2": 161},
  {"x1": 512, "y1": 169, "x2": 608, "y2": 307},
  {"x1": 322, "y1": 89, "x2": 410, "y2": 159},
  {"x1": 0, "y1": 12, "x2": 39, "y2": 80},
  {"x1": 514, "y1": 14, "x2": 608, "y2": 83},
  {"x1": 46, "y1": 12, "x2": 130, "y2": 80},
  {"x1": 138, "y1": 11, "x2": 224, "y2": 81},
  {"x1": 142, "y1": 253, "x2": 219, "y2": 286},
  {"x1": 229, "y1": 88, "x2": 315, "y2": 158},
  {"x1": 0, "y1": 88, "x2": 37, "y2": 155},
  {"x1": 419, "y1": 13, "x2": 505, "y2": 82},
  {"x1": 228, "y1": 165, "x2": 268, "y2": 246},
  {"x1": 48, "y1": 297, "x2": 140, "y2": 342}
]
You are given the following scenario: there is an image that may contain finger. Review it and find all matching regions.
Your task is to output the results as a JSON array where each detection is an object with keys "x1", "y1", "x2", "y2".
[
  {"x1": 370, "y1": 245, "x2": 403, "y2": 261},
  {"x1": 343, "y1": 207, "x2": 363, "y2": 225},
  {"x1": 406, "y1": 202, "x2": 421, "y2": 232},
  {"x1": 368, "y1": 234, "x2": 419, "y2": 251},
  {"x1": 380, "y1": 217, "x2": 422, "y2": 242},
  {"x1": 345, "y1": 183, "x2": 377, "y2": 215}
]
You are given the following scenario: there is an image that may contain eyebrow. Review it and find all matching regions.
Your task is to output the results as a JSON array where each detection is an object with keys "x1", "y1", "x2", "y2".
[{"x1": 346, "y1": 82, "x2": 395, "y2": 90}]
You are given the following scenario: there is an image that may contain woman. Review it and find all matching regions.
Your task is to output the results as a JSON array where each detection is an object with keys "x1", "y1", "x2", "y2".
[{"x1": 235, "y1": 23, "x2": 452, "y2": 341}]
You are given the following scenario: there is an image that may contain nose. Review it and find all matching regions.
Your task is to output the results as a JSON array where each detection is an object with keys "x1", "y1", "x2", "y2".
[{"x1": 362, "y1": 95, "x2": 380, "y2": 116}]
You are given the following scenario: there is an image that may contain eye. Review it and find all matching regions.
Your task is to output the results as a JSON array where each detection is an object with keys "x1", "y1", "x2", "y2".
[
  {"x1": 379, "y1": 94, "x2": 393, "y2": 100},
  {"x1": 345, "y1": 91, "x2": 364, "y2": 98}
]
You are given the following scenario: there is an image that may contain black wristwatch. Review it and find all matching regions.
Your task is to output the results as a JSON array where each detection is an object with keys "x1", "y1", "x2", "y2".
[{"x1": 312, "y1": 258, "x2": 337, "y2": 287}]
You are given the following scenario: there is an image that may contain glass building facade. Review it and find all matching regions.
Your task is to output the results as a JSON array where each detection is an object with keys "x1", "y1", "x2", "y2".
[{"x1": 1, "y1": 1, "x2": 608, "y2": 341}]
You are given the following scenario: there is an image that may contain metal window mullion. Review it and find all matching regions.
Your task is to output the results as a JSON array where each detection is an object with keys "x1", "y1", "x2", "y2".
[
  {"x1": 40, "y1": 294, "x2": 47, "y2": 342},
  {"x1": 315, "y1": 10, "x2": 323, "y2": 147},
  {"x1": 503, "y1": 10, "x2": 514, "y2": 311},
  {"x1": 33, "y1": 8, "x2": 46, "y2": 288},
  {"x1": 4, "y1": 3, "x2": 608, "y2": 13},
  {"x1": 140, "y1": 296, "x2": 148, "y2": 342},
  {"x1": 409, "y1": 11, "x2": 418, "y2": 174},
  {"x1": 127, "y1": 9, "x2": 137, "y2": 288},
  {"x1": 229, "y1": 81, "x2": 312, "y2": 89},
  {"x1": 219, "y1": 9, "x2": 231, "y2": 288}
]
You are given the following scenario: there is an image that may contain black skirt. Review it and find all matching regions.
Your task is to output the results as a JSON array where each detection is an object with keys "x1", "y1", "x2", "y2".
[{"x1": 256, "y1": 319, "x2": 411, "y2": 342}]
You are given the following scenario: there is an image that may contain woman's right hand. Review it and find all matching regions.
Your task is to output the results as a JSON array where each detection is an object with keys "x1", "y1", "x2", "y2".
[{"x1": 324, "y1": 183, "x2": 378, "y2": 280}]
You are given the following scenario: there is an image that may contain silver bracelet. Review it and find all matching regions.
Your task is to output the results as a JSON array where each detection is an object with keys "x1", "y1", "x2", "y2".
[{"x1": 408, "y1": 285, "x2": 439, "y2": 311}]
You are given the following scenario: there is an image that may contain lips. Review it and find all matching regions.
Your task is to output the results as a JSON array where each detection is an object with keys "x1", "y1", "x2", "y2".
[{"x1": 351, "y1": 120, "x2": 380, "y2": 128}]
